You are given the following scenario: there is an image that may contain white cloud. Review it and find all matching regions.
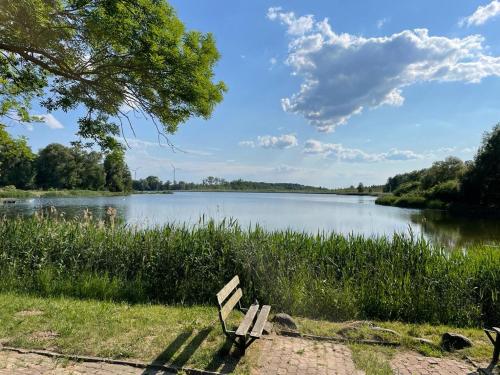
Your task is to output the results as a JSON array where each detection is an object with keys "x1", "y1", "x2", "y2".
[
  {"x1": 303, "y1": 139, "x2": 423, "y2": 162},
  {"x1": 270, "y1": 57, "x2": 278, "y2": 65},
  {"x1": 268, "y1": 7, "x2": 500, "y2": 132},
  {"x1": 258, "y1": 134, "x2": 298, "y2": 149},
  {"x1": 37, "y1": 114, "x2": 64, "y2": 129},
  {"x1": 376, "y1": 18, "x2": 388, "y2": 29},
  {"x1": 460, "y1": 1, "x2": 500, "y2": 27},
  {"x1": 267, "y1": 7, "x2": 314, "y2": 35},
  {"x1": 240, "y1": 134, "x2": 299, "y2": 149},
  {"x1": 238, "y1": 140, "x2": 256, "y2": 148}
]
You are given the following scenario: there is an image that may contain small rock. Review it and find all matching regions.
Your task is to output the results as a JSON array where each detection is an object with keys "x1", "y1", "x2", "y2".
[
  {"x1": 263, "y1": 322, "x2": 274, "y2": 335},
  {"x1": 271, "y1": 313, "x2": 298, "y2": 330},
  {"x1": 441, "y1": 332, "x2": 472, "y2": 351},
  {"x1": 413, "y1": 337, "x2": 435, "y2": 346}
]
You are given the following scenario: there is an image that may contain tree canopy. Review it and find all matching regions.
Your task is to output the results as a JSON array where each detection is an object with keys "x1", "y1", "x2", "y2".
[
  {"x1": 0, "y1": 0, "x2": 226, "y2": 149},
  {"x1": 0, "y1": 124, "x2": 35, "y2": 188},
  {"x1": 379, "y1": 123, "x2": 500, "y2": 209}
]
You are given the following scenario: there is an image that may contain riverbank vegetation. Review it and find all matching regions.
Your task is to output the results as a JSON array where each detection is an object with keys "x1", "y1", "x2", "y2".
[
  {"x1": 0, "y1": 187, "x2": 128, "y2": 199},
  {"x1": 0, "y1": 126, "x2": 132, "y2": 193},
  {"x1": 376, "y1": 124, "x2": 500, "y2": 211},
  {"x1": 1, "y1": 216, "x2": 498, "y2": 328}
]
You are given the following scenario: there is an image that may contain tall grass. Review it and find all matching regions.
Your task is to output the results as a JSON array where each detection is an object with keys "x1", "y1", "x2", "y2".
[{"x1": 0, "y1": 216, "x2": 498, "y2": 327}]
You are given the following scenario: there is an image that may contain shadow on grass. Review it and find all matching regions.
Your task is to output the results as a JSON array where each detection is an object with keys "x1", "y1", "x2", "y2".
[{"x1": 142, "y1": 328, "x2": 241, "y2": 374}]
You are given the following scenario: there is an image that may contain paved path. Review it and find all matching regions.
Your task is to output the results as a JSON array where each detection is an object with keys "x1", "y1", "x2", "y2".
[
  {"x1": 0, "y1": 350, "x2": 173, "y2": 375},
  {"x1": 1, "y1": 338, "x2": 496, "y2": 374},
  {"x1": 253, "y1": 335, "x2": 363, "y2": 375},
  {"x1": 391, "y1": 352, "x2": 495, "y2": 375}
]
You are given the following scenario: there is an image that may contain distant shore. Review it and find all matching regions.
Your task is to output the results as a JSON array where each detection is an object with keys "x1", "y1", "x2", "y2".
[
  {"x1": 0, "y1": 189, "x2": 128, "y2": 199},
  {"x1": 0, "y1": 187, "x2": 385, "y2": 199}
]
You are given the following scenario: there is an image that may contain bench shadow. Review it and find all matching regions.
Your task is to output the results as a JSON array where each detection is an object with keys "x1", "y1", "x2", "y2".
[
  {"x1": 141, "y1": 328, "x2": 241, "y2": 374},
  {"x1": 204, "y1": 337, "x2": 241, "y2": 374}
]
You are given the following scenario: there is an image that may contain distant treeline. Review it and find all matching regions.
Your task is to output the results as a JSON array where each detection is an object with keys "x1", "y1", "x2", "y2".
[
  {"x1": 377, "y1": 123, "x2": 500, "y2": 210},
  {"x1": 133, "y1": 175, "x2": 334, "y2": 193},
  {"x1": 0, "y1": 126, "x2": 132, "y2": 192}
]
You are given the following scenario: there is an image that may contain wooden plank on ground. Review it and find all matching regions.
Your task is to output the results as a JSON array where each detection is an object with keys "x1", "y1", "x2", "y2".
[
  {"x1": 220, "y1": 288, "x2": 242, "y2": 321},
  {"x1": 216, "y1": 276, "x2": 240, "y2": 305},
  {"x1": 250, "y1": 305, "x2": 271, "y2": 338},
  {"x1": 235, "y1": 304, "x2": 259, "y2": 337}
]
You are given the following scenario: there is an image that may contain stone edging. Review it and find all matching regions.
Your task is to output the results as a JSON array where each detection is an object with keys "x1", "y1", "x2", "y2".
[
  {"x1": 277, "y1": 329, "x2": 401, "y2": 346},
  {"x1": 0, "y1": 345, "x2": 222, "y2": 375}
]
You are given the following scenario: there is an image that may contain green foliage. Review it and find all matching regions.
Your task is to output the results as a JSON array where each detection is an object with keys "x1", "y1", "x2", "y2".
[
  {"x1": 0, "y1": 0, "x2": 226, "y2": 149},
  {"x1": 384, "y1": 170, "x2": 425, "y2": 193},
  {"x1": 133, "y1": 176, "x2": 335, "y2": 193},
  {"x1": 0, "y1": 125, "x2": 35, "y2": 188},
  {"x1": 393, "y1": 181, "x2": 421, "y2": 196},
  {"x1": 380, "y1": 125, "x2": 500, "y2": 210},
  {"x1": 426, "y1": 180, "x2": 460, "y2": 203},
  {"x1": 104, "y1": 149, "x2": 132, "y2": 192},
  {"x1": 461, "y1": 123, "x2": 500, "y2": 207},
  {"x1": 36, "y1": 143, "x2": 79, "y2": 189},
  {"x1": 420, "y1": 157, "x2": 466, "y2": 190},
  {"x1": 1, "y1": 217, "x2": 499, "y2": 327}
]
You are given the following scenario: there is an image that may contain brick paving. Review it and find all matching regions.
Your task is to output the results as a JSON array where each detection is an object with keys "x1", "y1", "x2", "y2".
[
  {"x1": 1, "y1": 339, "x2": 497, "y2": 374},
  {"x1": 253, "y1": 335, "x2": 364, "y2": 375},
  {"x1": 391, "y1": 352, "x2": 493, "y2": 375},
  {"x1": 0, "y1": 350, "x2": 173, "y2": 375}
]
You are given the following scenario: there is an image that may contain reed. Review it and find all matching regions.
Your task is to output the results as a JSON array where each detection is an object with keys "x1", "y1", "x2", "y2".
[{"x1": 0, "y1": 216, "x2": 498, "y2": 327}]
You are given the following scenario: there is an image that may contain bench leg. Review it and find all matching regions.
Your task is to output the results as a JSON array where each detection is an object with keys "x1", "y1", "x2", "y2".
[{"x1": 481, "y1": 331, "x2": 499, "y2": 374}]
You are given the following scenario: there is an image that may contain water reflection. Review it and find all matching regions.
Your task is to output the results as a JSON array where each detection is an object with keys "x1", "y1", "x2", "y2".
[{"x1": 410, "y1": 209, "x2": 500, "y2": 248}]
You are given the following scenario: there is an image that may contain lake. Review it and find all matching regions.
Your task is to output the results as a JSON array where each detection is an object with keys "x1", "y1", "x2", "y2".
[{"x1": 1, "y1": 192, "x2": 500, "y2": 247}]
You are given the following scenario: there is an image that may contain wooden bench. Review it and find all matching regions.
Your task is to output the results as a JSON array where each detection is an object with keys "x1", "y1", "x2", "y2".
[
  {"x1": 216, "y1": 275, "x2": 271, "y2": 354},
  {"x1": 481, "y1": 327, "x2": 500, "y2": 374}
]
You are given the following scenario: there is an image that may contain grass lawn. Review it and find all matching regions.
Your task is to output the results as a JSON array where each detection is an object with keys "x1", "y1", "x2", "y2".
[
  {"x1": 0, "y1": 293, "x2": 495, "y2": 375},
  {"x1": 0, "y1": 293, "x2": 256, "y2": 374}
]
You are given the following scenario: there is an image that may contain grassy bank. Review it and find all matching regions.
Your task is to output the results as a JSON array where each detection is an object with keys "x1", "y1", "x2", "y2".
[
  {"x1": 0, "y1": 217, "x2": 499, "y2": 327},
  {"x1": 0, "y1": 188, "x2": 128, "y2": 199},
  {"x1": 375, "y1": 194, "x2": 445, "y2": 209},
  {"x1": 0, "y1": 293, "x2": 253, "y2": 374}
]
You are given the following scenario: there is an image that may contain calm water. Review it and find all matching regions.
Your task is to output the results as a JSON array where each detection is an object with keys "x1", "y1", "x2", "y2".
[{"x1": 1, "y1": 192, "x2": 500, "y2": 247}]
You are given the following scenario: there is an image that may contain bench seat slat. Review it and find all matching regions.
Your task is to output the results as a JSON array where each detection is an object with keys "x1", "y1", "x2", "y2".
[
  {"x1": 217, "y1": 276, "x2": 240, "y2": 305},
  {"x1": 235, "y1": 304, "x2": 259, "y2": 337},
  {"x1": 220, "y1": 288, "x2": 242, "y2": 321},
  {"x1": 250, "y1": 305, "x2": 271, "y2": 338},
  {"x1": 493, "y1": 327, "x2": 500, "y2": 334}
]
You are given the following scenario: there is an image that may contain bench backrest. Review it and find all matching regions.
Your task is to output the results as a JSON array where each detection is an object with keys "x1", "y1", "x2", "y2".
[{"x1": 216, "y1": 275, "x2": 242, "y2": 333}]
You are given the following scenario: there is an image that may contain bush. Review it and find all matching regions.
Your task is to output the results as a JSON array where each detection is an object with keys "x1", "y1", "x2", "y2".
[
  {"x1": 394, "y1": 194, "x2": 427, "y2": 208},
  {"x1": 375, "y1": 195, "x2": 398, "y2": 206},
  {"x1": 393, "y1": 181, "x2": 421, "y2": 196},
  {"x1": 426, "y1": 180, "x2": 460, "y2": 203}
]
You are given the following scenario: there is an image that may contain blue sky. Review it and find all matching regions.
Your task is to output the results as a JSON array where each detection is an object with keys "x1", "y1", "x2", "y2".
[{"x1": 6, "y1": 0, "x2": 500, "y2": 187}]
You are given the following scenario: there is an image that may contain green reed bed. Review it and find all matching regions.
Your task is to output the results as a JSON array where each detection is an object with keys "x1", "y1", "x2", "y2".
[{"x1": 0, "y1": 217, "x2": 498, "y2": 327}]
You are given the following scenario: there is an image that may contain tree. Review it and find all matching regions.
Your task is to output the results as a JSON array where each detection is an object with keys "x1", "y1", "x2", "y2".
[
  {"x1": 421, "y1": 157, "x2": 465, "y2": 190},
  {"x1": 36, "y1": 143, "x2": 79, "y2": 189},
  {"x1": 0, "y1": 125, "x2": 35, "y2": 188},
  {"x1": 461, "y1": 124, "x2": 500, "y2": 207},
  {"x1": 357, "y1": 182, "x2": 364, "y2": 193},
  {"x1": 145, "y1": 175, "x2": 162, "y2": 191},
  {"x1": 73, "y1": 148, "x2": 105, "y2": 190},
  {"x1": 0, "y1": 0, "x2": 226, "y2": 149},
  {"x1": 104, "y1": 149, "x2": 132, "y2": 192}
]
